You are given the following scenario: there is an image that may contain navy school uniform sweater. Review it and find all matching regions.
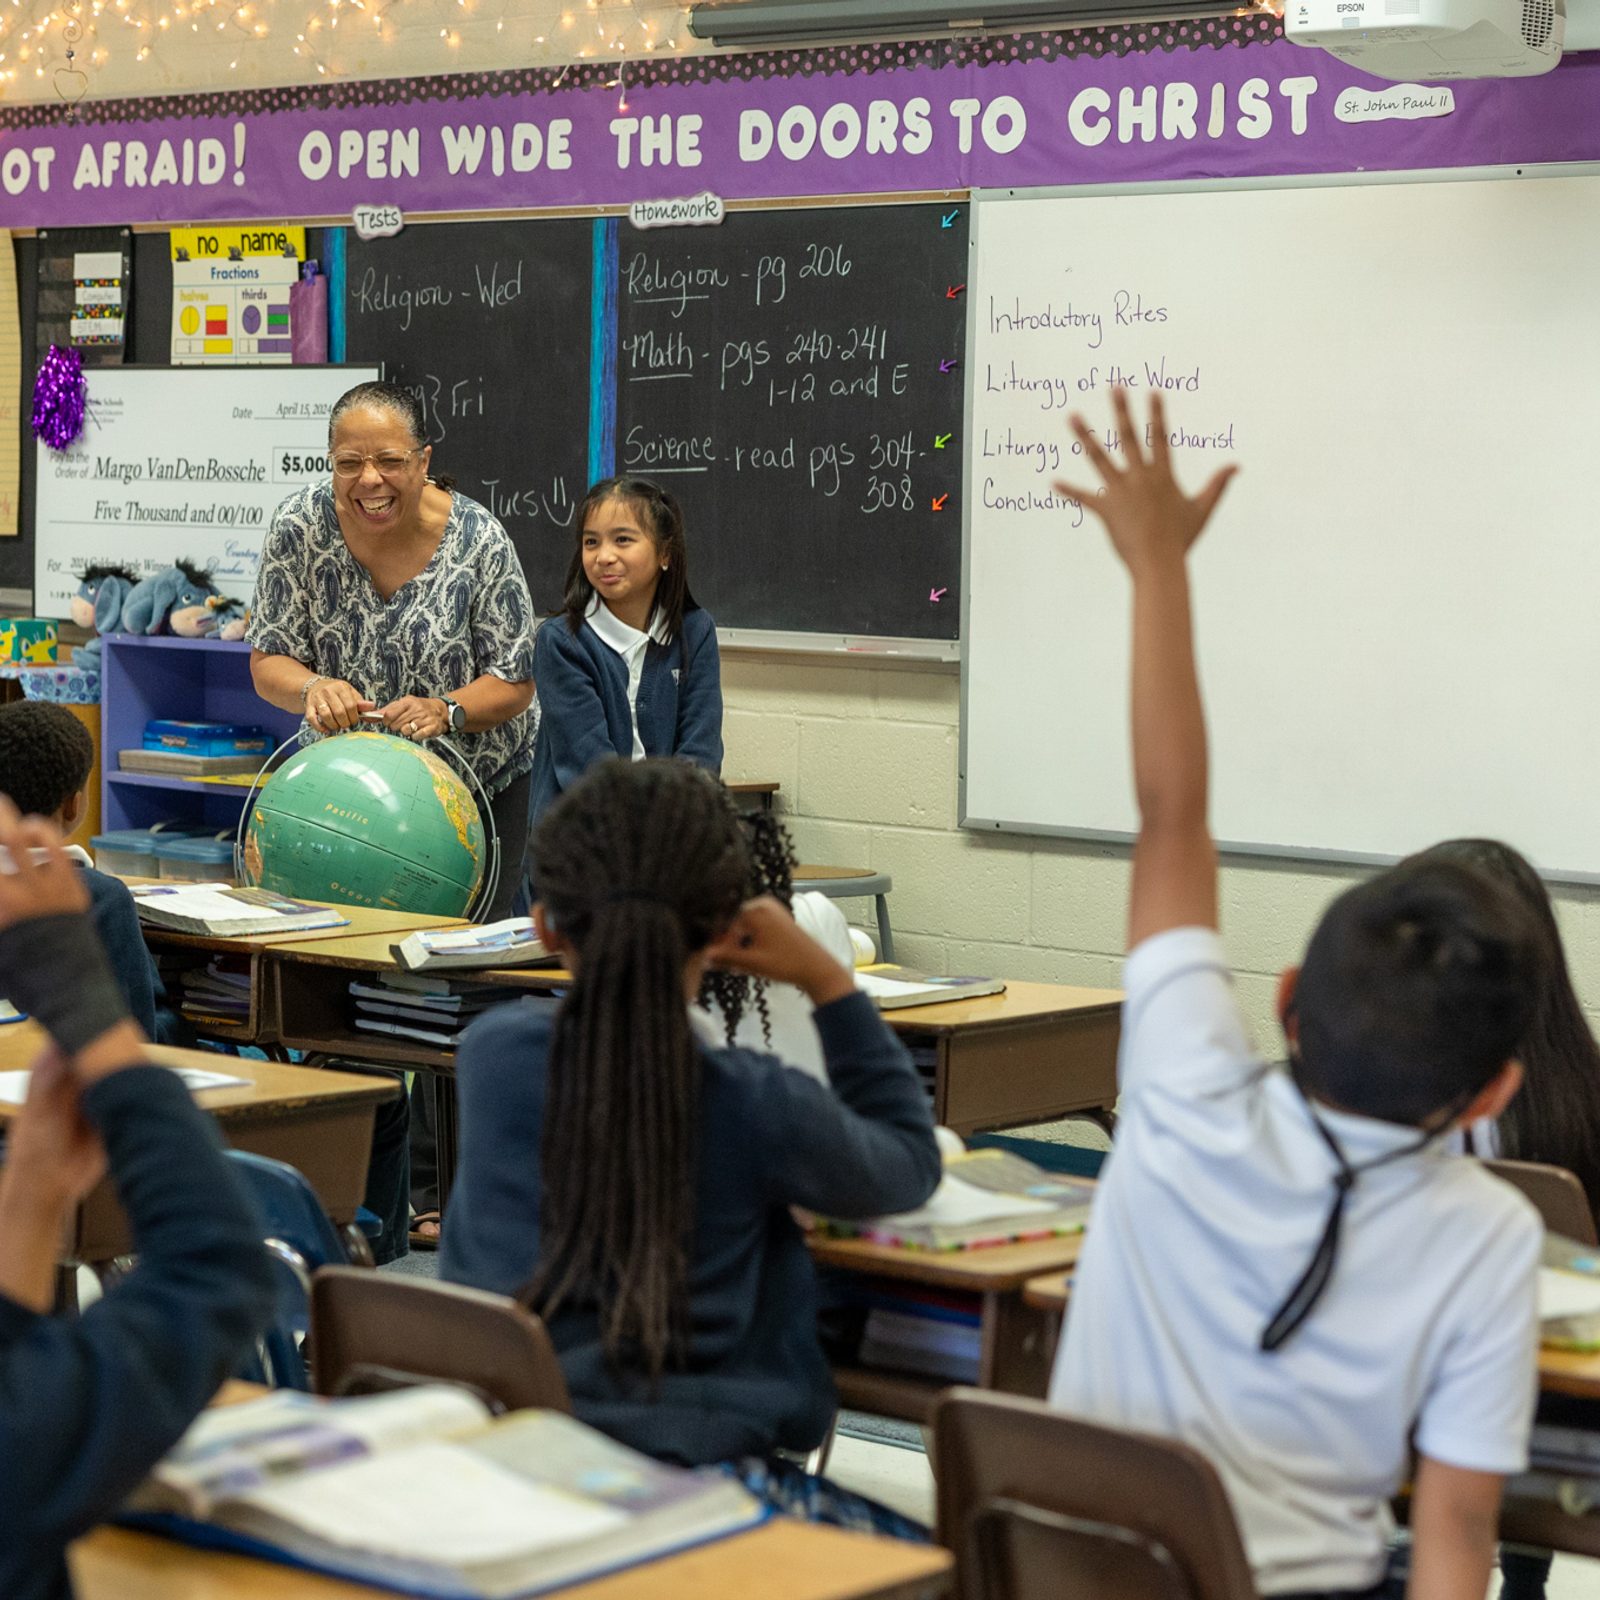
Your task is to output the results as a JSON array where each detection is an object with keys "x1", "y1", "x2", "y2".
[
  {"x1": 0, "y1": 1065, "x2": 275, "y2": 1600},
  {"x1": 81, "y1": 865, "x2": 159, "y2": 1040},
  {"x1": 527, "y1": 605, "x2": 723, "y2": 832},
  {"x1": 440, "y1": 990, "x2": 941, "y2": 1465}
]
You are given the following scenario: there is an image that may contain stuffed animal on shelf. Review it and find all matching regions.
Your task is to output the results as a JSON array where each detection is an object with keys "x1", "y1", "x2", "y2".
[
  {"x1": 69, "y1": 563, "x2": 138, "y2": 669},
  {"x1": 204, "y1": 595, "x2": 249, "y2": 641},
  {"x1": 122, "y1": 560, "x2": 234, "y2": 639}
]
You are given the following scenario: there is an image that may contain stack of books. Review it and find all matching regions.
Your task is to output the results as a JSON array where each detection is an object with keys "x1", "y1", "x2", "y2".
[
  {"x1": 855, "y1": 1286, "x2": 984, "y2": 1383},
  {"x1": 132, "y1": 884, "x2": 348, "y2": 938},
  {"x1": 122, "y1": 720, "x2": 274, "y2": 779},
  {"x1": 820, "y1": 1148, "x2": 1096, "y2": 1252},
  {"x1": 390, "y1": 918, "x2": 554, "y2": 974},
  {"x1": 349, "y1": 974, "x2": 513, "y2": 1048},
  {"x1": 175, "y1": 958, "x2": 252, "y2": 1027}
]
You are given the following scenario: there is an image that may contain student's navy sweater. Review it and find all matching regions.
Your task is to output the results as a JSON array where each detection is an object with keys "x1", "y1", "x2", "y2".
[
  {"x1": 441, "y1": 991, "x2": 940, "y2": 1465},
  {"x1": 81, "y1": 866, "x2": 159, "y2": 1039},
  {"x1": 0, "y1": 1065, "x2": 275, "y2": 1600},
  {"x1": 528, "y1": 606, "x2": 723, "y2": 831}
]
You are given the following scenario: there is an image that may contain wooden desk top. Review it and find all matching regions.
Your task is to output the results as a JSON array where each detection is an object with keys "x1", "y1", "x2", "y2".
[
  {"x1": 140, "y1": 901, "x2": 469, "y2": 954},
  {"x1": 811, "y1": 1232, "x2": 1084, "y2": 1292},
  {"x1": 1022, "y1": 1270, "x2": 1071, "y2": 1311},
  {"x1": 882, "y1": 982, "x2": 1122, "y2": 1032},
  {"x1": 72, "y1": 1517, "x2": 949, "y2": 1600},
  {"x1": 0, "y1": 1025, "x2": 397, "y2": 1118}
]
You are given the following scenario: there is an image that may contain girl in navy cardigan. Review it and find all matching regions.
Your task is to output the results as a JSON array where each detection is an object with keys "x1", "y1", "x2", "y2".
[
  {"x1": 442, "y1": 759, "x2": 940, "y2": 1538},
  {"x1": 528, "y1": 476, "x2": 723, "y2": 833}
]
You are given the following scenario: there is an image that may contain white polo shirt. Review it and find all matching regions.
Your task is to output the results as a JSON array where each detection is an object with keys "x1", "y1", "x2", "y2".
[
  {"x1": 1049, "y1": 926, "x2": 1540, "y2": 1597},
  {"x1": 585, "y1": 594, "x2": 669, "y2": 761}
]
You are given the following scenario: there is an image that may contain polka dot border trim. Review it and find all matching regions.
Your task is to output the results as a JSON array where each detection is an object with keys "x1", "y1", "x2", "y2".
[{"x1": 0, "y1": 15, "x2": 1282, "y2": 130}]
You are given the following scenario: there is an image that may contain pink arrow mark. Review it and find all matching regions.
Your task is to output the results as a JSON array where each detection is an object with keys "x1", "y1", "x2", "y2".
[{"x1": 930, "y1": 587, "x2": 948, "y2": 603}]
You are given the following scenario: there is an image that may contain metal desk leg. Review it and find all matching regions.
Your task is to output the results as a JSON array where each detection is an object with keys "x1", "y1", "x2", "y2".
[
  {"x1": 875, "y1": 893, "x2": 895, "y2": 962},
  {"x1": 429, "y1": 1074, "x2": 460, "y2": 1215}
]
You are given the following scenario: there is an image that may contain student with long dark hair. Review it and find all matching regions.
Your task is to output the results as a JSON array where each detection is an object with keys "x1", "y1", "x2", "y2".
[
  {"x1": 1408, "y1": 837, "x2": 1600, "y2": 1224},
  {"x1": 441, "y1": 759, "x2": 939, "y2": 1534},
  {"x1": 1405, "y1": 837, "x2": 1600, "y2": 1600},
  {"x1": 527, "y1": 477, "x2": 723, "y2": 837}
]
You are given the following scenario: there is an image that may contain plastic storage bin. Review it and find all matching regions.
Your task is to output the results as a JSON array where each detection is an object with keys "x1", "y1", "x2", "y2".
[
  {"x1": 154, "y1": 836, "x2": 238, "y2": 884},
  {"x1": 91, "y1": 829, "x2": 164, "y2": 878}
]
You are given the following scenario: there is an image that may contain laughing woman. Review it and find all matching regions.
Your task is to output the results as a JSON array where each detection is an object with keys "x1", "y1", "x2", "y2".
[{"x1": 246, "y1": 380, "x2": 537, "y2": 918}]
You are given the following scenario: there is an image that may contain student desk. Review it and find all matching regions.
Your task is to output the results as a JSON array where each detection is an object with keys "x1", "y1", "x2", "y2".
[
  {"x1": 808, "y1": 1233, "x2": 1086, "y2": 1426},
  {"x1": 71, "y1": 1518, "x2": 951, "y2": 1600},
  {"x1": 264, "y1": 945, "x2": 1124, "y2": 1137},
  {"x1": 0, "y1": 1026, "x2": 398, "y2": 1264},
  {"x1": 139, "y1": 903, "x2": 472, "y2": 1051}
]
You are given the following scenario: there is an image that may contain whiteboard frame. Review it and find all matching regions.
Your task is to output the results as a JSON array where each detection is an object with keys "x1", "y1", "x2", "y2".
[{"x1": 958, "y1": 160, "x2": 1600, "y2": 885}]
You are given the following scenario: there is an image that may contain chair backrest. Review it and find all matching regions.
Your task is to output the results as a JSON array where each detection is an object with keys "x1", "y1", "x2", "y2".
[
  {"x1": 310, "y1": 1266, "x2": 572, "y2": 1415},
  {"x1": 1484, "y1": 1158, "x2": 1599, "y2": 1246},
  {"x1": 227, "y1": 1150, "x2": 354, "y2": 1391},
  {"x1": 934, "y1": 1390, "x2": 1258, "y2": 1600}
]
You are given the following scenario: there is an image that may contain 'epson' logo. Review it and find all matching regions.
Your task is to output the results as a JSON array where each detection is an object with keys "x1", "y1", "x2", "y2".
[{"x1": 1336, "y1": 6, "x2": 1363, "y2": 12}]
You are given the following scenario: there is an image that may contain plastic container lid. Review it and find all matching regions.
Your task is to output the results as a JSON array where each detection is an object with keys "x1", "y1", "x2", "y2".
[
  {"x1": 90, "y1": 830, "x2": 166, "y2": 854},
  {"x1": 152, "y1": 837, "x2": 236, "y2": 864}
]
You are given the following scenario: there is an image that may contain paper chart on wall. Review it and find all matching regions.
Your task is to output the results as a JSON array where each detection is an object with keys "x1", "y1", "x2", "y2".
[{"x1": 171, "y1": 225, "x2": 304, "y2": 365}]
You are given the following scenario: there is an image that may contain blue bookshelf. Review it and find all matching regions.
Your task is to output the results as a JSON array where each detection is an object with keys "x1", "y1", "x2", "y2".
[{"x1": 100, "y1": 636, "x2": 302, "y2": 833}]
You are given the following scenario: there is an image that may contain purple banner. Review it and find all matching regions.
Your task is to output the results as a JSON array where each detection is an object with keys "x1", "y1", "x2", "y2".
[{"x1": 0, "y1": 23, "x2": 1597, "y2": 227}]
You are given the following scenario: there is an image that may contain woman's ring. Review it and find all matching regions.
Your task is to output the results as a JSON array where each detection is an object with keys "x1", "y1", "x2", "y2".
[{"x1": 408, "y1": 720, "x2": 418, "y2": 734}]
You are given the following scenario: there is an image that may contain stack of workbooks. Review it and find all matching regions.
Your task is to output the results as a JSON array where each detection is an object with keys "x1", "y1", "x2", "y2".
[
  {"x1": 391, "y1": 917, "x2": 554, "y2": 974},
  {"x1": 132, "y1": 884, "x2": 348, "y2": 938},
  {"x1": 122, "y1": 1386, "x2": 765, "y2": 1599},
  {"x1": 348, "y1": 974, "x2": 512, "y2": 1048},
  {"x1": 118, "y1": 748, "x2": 267, "y2": 778},
  {"x1": 176, "y1": 958, "x2": 252, "y2": 1027},
  {"x1": 855, "y1": 1286, "x2": 984, "y2": 1383},
  {"x1": 819, "y1": 1148, "x2": 1096, "y2": 1252}
]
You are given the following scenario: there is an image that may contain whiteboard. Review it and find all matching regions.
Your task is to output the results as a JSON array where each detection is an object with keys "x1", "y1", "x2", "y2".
[
  {"x1": 961, "y1": 170, "x2": 1600, "y2": 881},
  {"x1": 34, "y1": 364, "x2": 379, "y2": 618}
]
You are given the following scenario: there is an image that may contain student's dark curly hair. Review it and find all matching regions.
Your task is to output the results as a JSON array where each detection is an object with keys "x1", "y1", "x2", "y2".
[
  {"x1": 524, "y1": 757, "x2": 749, "y2": 1384},
  {"x1": 699, "y1": 808, "x2": 798, "y2": 1048},
  {"x1": 0, "y1": 702, "x2": 93, "y2": 818}
]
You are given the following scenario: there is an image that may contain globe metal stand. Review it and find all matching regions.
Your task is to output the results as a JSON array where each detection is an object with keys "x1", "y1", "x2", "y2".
[{"x1": 233, "y1": 726, "x2": 503, "y2": 924}]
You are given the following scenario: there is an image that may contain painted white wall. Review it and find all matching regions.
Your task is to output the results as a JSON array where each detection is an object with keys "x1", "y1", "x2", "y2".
[{"x1": 721, "y1": 655, "x2": 1600, "y2": 1054}]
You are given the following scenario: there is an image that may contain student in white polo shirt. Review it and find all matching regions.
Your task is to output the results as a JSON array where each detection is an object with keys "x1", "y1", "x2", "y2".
[{"x1": 1045, "y1": 389, "x2": 1543, "y2": 1600}]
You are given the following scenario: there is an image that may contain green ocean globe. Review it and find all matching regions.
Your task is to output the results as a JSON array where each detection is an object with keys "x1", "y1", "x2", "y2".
[{"x1": 244, "y1": 728, "x2": 486, "y2": 917}]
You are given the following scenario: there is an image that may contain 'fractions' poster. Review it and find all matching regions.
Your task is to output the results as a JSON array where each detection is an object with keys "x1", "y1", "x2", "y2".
[{"x1": 171, "y1": 224, "x2": 303, "y2": 365}]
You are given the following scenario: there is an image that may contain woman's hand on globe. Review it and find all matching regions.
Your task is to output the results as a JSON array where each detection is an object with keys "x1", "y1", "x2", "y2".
[
  {"x1": 380, "y1": 695, "x2": 449, "y2": 742},
  {"x1": 306, "y1": 678, "x2": 374, "y2": 733}
]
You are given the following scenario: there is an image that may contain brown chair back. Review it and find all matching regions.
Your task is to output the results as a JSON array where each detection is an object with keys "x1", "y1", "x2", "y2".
[
  {"x1": 310, "y1": 1266, "x2": 571, "y2": 1414},
  {"x1": 934, "y1": 1389, "x2": 1257, "y2": 1600},
  {"x1": 1484, "y1": 1158, "x2": 1598, "y2": 1246}
]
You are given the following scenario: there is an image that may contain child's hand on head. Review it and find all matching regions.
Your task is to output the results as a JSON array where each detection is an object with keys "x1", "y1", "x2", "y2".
[
  {"x1": 0, "y1": 798, "x2": 88, "y2": 928},
  {"x1": 1054, "y1": 388, "x2": 1237, "y2": 574},
  {"x1": 706, "y1": 895, "x2": 855, "y2": 1007}
]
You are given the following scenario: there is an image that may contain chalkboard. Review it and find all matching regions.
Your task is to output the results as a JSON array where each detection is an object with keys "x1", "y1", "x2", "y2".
[
  {"x1": 614, "y1": 204, "x2": 967, "y2": 641},
  {"x1": 342, "y1": 218, "x2": 593, "y2": 616}
]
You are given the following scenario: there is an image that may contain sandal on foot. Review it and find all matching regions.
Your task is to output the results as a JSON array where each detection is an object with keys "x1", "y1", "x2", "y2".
[{"x1": 409, "y1": 1210, "x2": 442, "y2": 1251}]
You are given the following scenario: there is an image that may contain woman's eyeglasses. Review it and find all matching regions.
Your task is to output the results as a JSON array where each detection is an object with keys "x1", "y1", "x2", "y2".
[{"x1": 331, "y1": 448, "x2": 421, "y2": 480}]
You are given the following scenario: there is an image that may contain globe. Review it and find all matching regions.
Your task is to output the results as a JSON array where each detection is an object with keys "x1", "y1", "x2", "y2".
[{"x1": 243, "y1": 728, "x2": 486, "y2": 917}]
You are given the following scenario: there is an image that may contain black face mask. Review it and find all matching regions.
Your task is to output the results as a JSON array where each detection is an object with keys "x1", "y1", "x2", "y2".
[{"x1": 1260, "y1": 1051, "x2": 1475, "y2": 1354}]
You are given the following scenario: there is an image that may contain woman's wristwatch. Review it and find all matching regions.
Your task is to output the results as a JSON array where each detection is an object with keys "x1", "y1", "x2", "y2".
[{"x1": 440, "y1": 696, "x2": 467, "y2": 734}]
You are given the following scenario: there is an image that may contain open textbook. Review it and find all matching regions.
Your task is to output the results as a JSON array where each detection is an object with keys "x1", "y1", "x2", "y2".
[
  {"x1": 391, "y1": 918, "x2": 555, "y2": 973},
  {"x1": 132, "y1": 884, "x2": 348, "y2": 938},
  {"x1": 123, "y1": 1387, "x2": 765, "y2": 1599},
  {"x1": 820, "y1": 1148, "x2": 1095, "y2": 1251}
]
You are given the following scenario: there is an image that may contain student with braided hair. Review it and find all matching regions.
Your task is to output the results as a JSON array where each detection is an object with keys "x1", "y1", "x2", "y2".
[
  {"x1": 697, "y1": 807, "x2": 856, "y2": 1081},
  {"x1": 441, "y1": 758, "x2": 939, "y2": 1536}
]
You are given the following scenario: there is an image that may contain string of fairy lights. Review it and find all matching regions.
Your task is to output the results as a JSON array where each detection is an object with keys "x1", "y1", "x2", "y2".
[{"x1": 0, "y1": 0, "x2": 697, "y2": 100}]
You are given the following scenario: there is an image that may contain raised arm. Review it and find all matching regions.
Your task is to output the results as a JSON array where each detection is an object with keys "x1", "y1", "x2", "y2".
[
  {"x1": 1054, "y1": 391, "x2": 1236, "y2": 950},
  {"x1": 0, "y1": 805, "x2": 274, "y2": 1566}
]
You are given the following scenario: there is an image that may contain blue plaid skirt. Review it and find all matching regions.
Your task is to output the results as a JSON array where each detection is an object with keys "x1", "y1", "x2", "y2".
[{"x1": 721, "y1": 1456, "x2": 931, "y2": 1543}]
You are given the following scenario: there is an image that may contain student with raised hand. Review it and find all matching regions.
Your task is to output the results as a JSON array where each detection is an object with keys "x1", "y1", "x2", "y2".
[
  {"x1": 1045, "y1": 390, "x2": 1543, "y2": 1600},
  {"x1": 527, "y1": 477, "x2": 723, "y2": 837},
  {"x1": 0, "y1": 799, "x2": 275, "y2": 1600},
  {"x1": 441, "y1": 758, "x2": 939, "y2": 1535}
]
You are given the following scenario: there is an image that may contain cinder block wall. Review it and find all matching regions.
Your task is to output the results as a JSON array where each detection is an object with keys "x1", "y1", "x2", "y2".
[{"x1": 720, "y1": 656, "x2": 1600, "y2": 1050}]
